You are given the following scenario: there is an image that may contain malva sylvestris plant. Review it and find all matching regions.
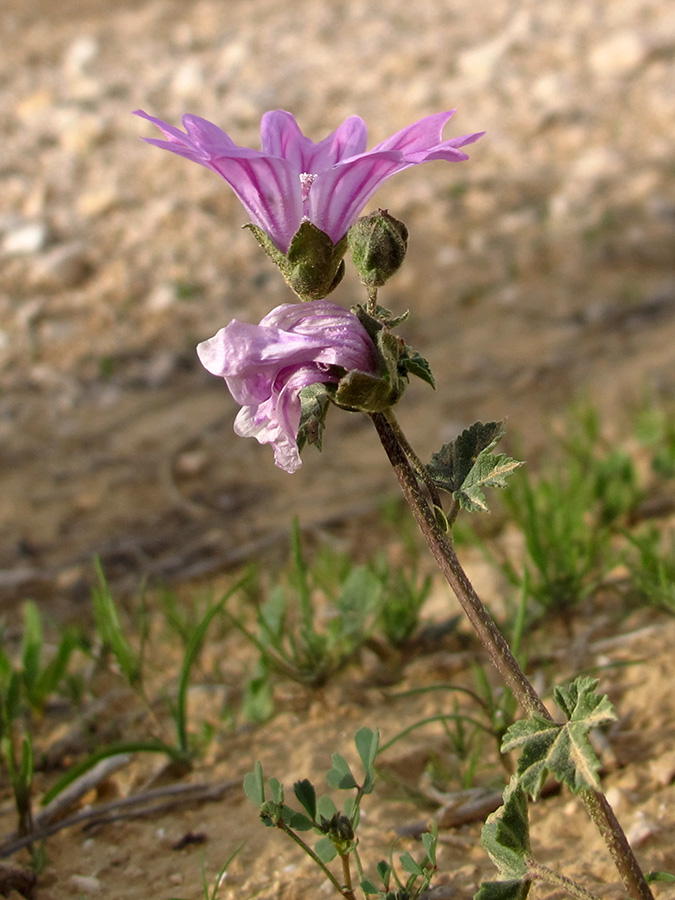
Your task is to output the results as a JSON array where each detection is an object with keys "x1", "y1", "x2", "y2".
[{"x1": 138, "y1": 107, "x2": 657, "y2": 900}]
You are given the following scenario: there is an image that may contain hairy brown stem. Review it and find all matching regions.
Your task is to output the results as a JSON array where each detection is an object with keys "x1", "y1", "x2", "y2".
[{"x1": 369, "y1": 410, "x2": 653, "y2": 900}]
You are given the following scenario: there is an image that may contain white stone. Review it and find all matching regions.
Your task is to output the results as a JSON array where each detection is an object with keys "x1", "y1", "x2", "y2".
[
  {"x1": 63, "y1": 35, "x2": 100, "y2": 76},
  {"x1": 70, "y1": 874, "x2": 102, "y2": 894},
  {"x1": 590, "y1": 32, "x2": 647, "y2": 77},
  {"x1": 2, "y1": 222, "x2": 48, "y2": 255},
  {"x1": 172, "y1": 59, "x2": 205, "y2": 97}
]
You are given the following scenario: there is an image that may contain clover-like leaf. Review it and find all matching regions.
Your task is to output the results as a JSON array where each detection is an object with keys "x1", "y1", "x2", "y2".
[
  {"x1": 354, "y1": 727, "x2": 379, "y2": 793},
  {"x1": 502, "y1": 677, "x2": 617, "y2": 798},
  {"x1": 326, "y1": 753, "x2": 358, "y2": 790},
  {"x1": 243, "y1": 761, "x2": 265, "y2": 806},
  {"x1": 476, "y1": 781, "x2": 532, "y2": 900},
  {"x1": 293, "y1": 778, "x2": 317, "y2": 820},
  {"x1": 399, "y1": 851, "x2": 424, "y2": 877},
  {"x1": 427, "y1": 422, "x2": 523, "y2": 513},
  {"x1": 314, "y1": 835, "x2": 338, "y2": 863}
]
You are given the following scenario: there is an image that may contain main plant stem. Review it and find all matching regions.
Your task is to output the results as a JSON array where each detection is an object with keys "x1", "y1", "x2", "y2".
[{"x1": 369, "y1": 410, "x2": 653, "y2": 900}]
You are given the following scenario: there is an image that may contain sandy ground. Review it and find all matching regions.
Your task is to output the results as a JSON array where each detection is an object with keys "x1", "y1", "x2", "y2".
[{"x1": 1, "y1": 0, "x2": 675, "y2": 896}]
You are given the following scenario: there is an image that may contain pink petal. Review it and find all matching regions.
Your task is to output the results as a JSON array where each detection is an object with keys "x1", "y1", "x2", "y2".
[
  {"x1": 307, "y1": 151, "x2": 403, "y2": 243},
  {"x1": 207, "y1": 155, "x2": 303, "y2": 253},
  {"x1": 261, "y1": 110, "x2": 368, "y2": 174},
  {"x1": 372, "y1": 111, "x2": 457, "y2": 154}
]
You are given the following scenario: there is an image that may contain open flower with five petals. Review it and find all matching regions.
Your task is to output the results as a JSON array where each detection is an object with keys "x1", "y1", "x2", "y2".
[{"x1": 135, "y1": 108, "x2": 484, "y2": 255}]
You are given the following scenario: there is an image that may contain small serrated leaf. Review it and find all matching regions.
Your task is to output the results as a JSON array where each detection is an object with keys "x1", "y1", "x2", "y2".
[
  {"x1": 427, "y1": 421, "x2": 505, "y2": 493},
  {"x1": 502, "y1": 678, "x2": 617, "y2": 798},
  {"x1": 478, "y1": 782, "x2": 532, "y2": 900},
  {"x1": 427, "y1": 422, "x2": 522, "y2": 513},
  {"x1": 361, "y1": 879, "x2": 381, "y2": 894},
  {"x1": 481, "y1": 781, "x2": 530, "y2": 879},
  {"x1": 400, "y1": 348, "x2": 436, "y2": 388},
  {"x1": 454, "y1": 452, "x2": 524, "y2": 513}
]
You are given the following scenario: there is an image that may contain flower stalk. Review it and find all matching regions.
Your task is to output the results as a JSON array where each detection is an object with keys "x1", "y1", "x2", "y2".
[{"x1": 368, "y1": 409, "x2": 654, "y2": 900}]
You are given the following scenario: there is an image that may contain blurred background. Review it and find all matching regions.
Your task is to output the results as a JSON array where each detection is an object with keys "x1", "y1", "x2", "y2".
[{"x1": 1, "y1": 0, "x2": 674, "y2": 613}]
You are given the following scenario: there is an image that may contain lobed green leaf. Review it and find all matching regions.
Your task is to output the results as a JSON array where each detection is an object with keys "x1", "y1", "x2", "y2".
[{"x1": 502, "y1": 677, "x2": 617, "y2": 798}]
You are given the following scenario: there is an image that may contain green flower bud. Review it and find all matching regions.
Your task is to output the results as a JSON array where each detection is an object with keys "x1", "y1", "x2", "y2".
[{"x1": 347, "y1": 210, "x2": 409, "y2": 287}]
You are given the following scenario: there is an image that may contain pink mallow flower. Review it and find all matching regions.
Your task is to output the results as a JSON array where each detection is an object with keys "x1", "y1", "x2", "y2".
[
  {"x1": 135, "y1": 109, "x2": 483, "y2": 254},
  {"x1": 197, "y1": 300, "x2": 379, "y2": 474}
]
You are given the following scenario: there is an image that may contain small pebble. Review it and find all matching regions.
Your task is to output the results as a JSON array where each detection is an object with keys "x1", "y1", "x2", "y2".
[
  {"x1": 2, "y1": 222, "x2": 48, "y2": 255},
  {"x1": 70, "y1": 874, "x2": 102, "y2": 894},
  {"x1": 626, "y1": 812, "x2": 660, "y2": 847}
]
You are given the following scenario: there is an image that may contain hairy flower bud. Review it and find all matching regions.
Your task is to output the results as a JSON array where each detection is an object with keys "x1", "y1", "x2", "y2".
[{"x1": 347, "y1": 210, "x2": 409, "y2": 287}]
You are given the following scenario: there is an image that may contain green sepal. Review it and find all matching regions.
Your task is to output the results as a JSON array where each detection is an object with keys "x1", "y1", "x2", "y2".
[
  {"x1": 297, "y1": 383, "x2": 334, "y2": 453},
  {"x1": 335, "y1": 369, "x2": 400, "y2": 413},
  {"x1": 426, "y1": 421, "x2": 523, "y2": 513},
  {"x1": 353, "y1": 304, "x2": 435, "y2": 392},
  {"x1": 501, "y1": 676, "x2": 617, "y2": 799},
  {"x1": 246, "y1": 222, "x2": 347, "y2": 301}
]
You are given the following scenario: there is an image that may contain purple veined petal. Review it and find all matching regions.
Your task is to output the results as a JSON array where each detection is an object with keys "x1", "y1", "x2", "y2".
[
  {"x1": 260, "y1": 110, "x2": 308, "y2": 174},
  {"x1": 133, "y1": 109, "x2": 205, "y2": 152},
  {"x1": 270, "y1": 363, "x2": 344, "y2": 469},
  {"x1": 197, "y1": 320, "x2": 339, "y2": 405},
  {"x1": 300, "y1": 115, "x2": 369, "y2": 171},
  {"x1": 261, "y1": 110, "x2": 369, "y2": 175},
  {"x1": 401, "y1": 130, "x2": 487, "y2": 164},
  {"x1": 135, "y1": 109, "x2": 302, "y2": 252},
  {"x1": 259, "y1": 301, "x2": 379, "y2": 372},
  {"x1": 372, "y1": 111, "x2": 458, "y2": 155},
  {"x1": 207, "y1": 155, "x2": 303, "y2": 253},
  {"x1": 179, "y1": 113, "x2": 239, "y2": 152},
  {"x1": 233, "y1": 398, "x2": 303, "y2": 473},
  {"x1": 307, "y1": 151, "x2": 404, "y2": 243}
]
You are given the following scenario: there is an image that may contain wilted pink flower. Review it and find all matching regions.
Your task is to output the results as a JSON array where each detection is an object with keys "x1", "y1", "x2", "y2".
[
  {"x1": 135, "y1": 109, "x2": 483, "y2": 254},
  {"x1": 197, "y1": 300, "x2": 378, "y2": 473}
]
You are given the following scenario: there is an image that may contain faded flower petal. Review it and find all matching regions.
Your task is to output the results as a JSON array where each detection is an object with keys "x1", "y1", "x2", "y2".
[
  {"x1": 136, "y1": 108, "x2": 483, "y2": 253},
  {"x1": 196, "y1": 300, "x2": 378, "y2": 473}
]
